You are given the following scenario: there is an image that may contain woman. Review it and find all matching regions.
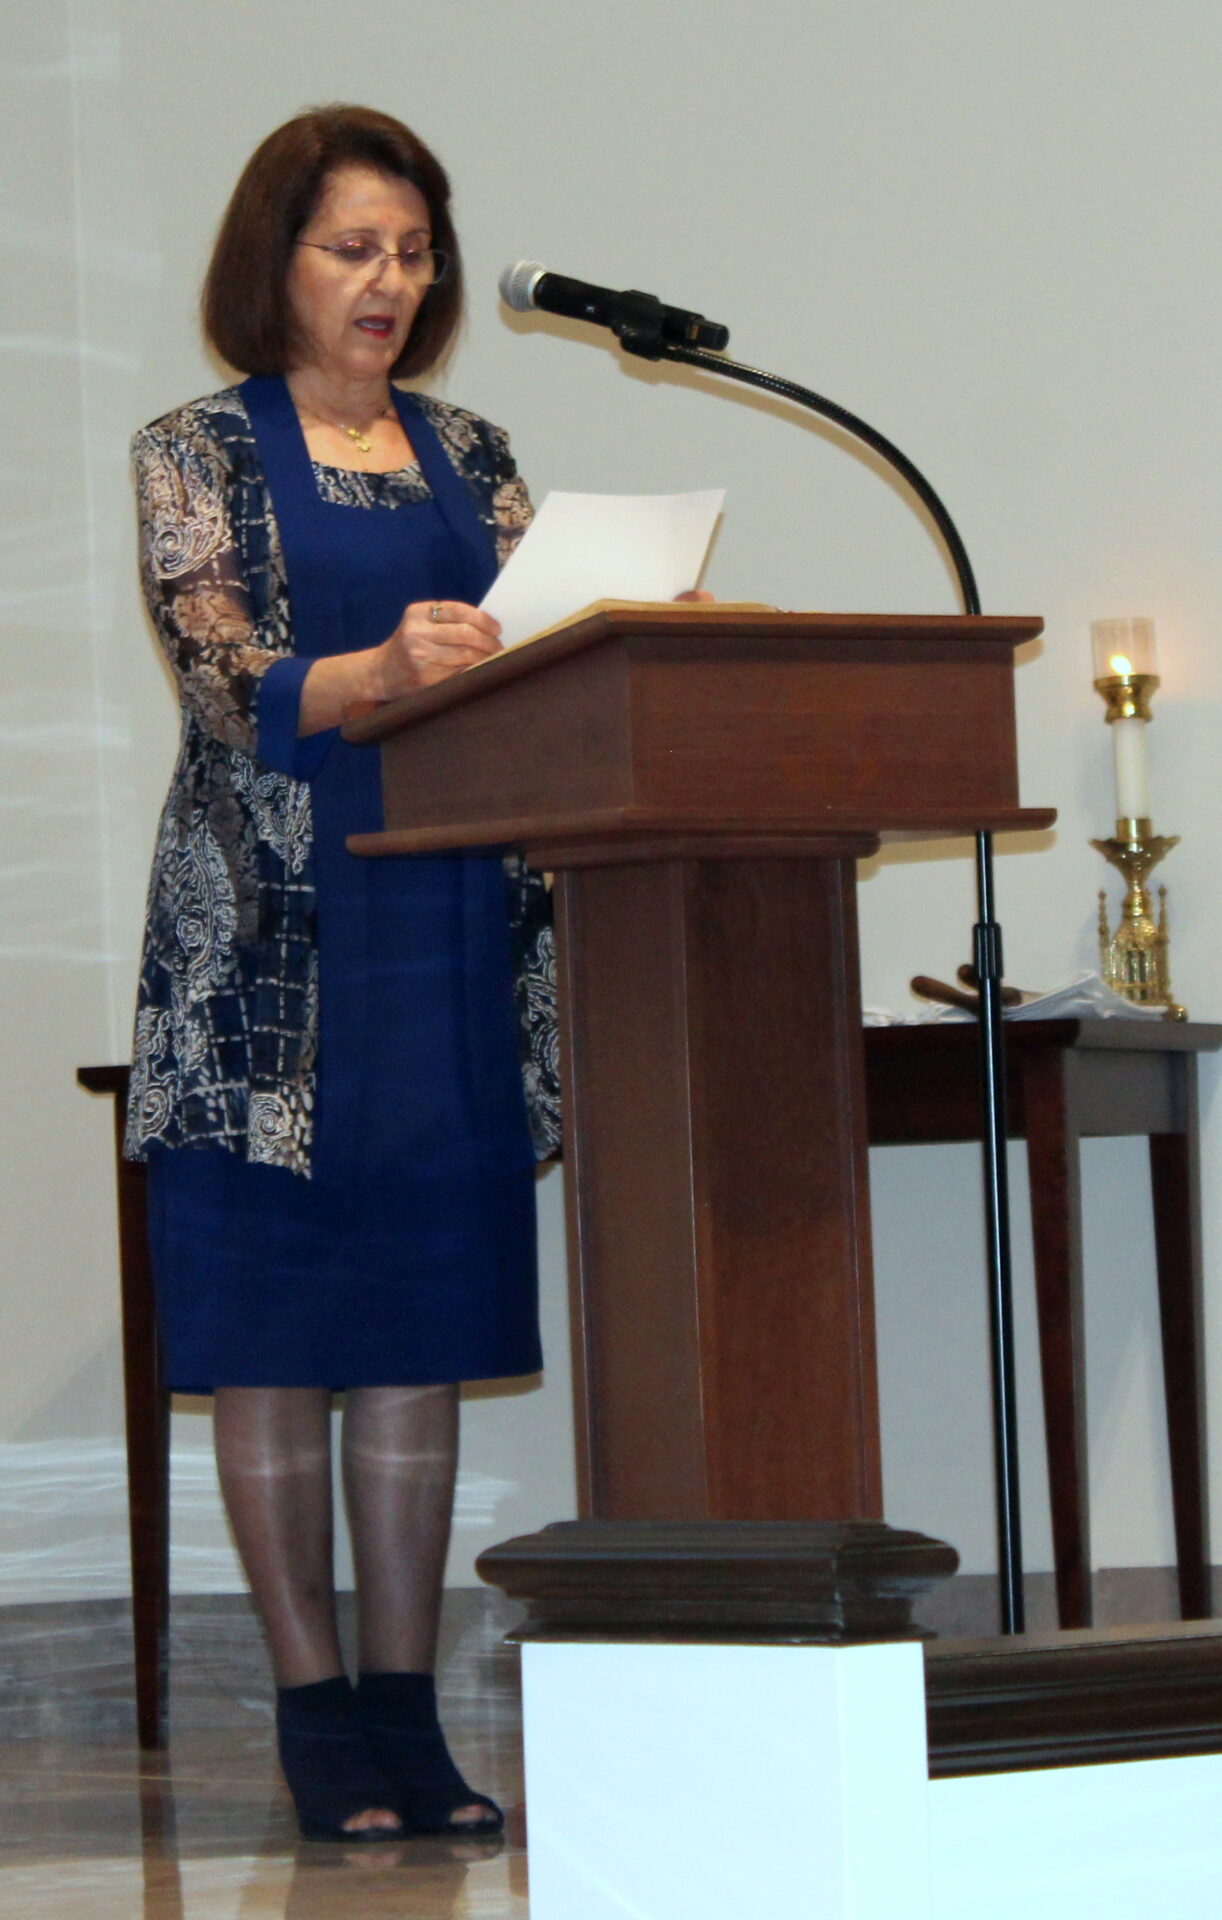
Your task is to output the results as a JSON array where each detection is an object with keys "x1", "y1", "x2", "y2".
[{"x1": 126, "y1": 104, "x2": 560, "y2": 1841}]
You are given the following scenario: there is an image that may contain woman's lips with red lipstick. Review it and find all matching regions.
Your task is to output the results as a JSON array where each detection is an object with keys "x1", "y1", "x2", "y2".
[{"x1": 356, "y1": 315, "x2": 395, "y2": 337}]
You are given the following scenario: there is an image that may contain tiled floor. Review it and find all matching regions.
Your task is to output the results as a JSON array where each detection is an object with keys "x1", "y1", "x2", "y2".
[
  {"x1": 0, "y1": 1595, "x2": 529, "y2": 1918},
  {"x1": 1, "y1": 1572, "x2": 1195, "y2": 1915}
]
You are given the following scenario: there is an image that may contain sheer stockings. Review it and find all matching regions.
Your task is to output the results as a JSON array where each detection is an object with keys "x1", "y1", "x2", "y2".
[
  {"x1": 341, "y1": 1386, "x2": 494, "y2": 1827},
  {"x1": 342, "y1": 1384, "x2": 458, "y2": 1675},
  {"x1": 214, "y1": 1383, "x2": 462, "y2": 1834},
  {"x1": 214, "y1": 1386, "x2": 342, "y2": 1689}
]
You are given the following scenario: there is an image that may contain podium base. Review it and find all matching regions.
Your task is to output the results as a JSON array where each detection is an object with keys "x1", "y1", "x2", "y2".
[{"x1": 477, "y1": 1517, "x2": 959, "y2": 1645}]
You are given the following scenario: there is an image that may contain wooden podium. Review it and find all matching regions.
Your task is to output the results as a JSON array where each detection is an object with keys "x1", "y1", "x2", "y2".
[{"x1": 346, "y1": 608, "x2": 1050, "y2": 1526}]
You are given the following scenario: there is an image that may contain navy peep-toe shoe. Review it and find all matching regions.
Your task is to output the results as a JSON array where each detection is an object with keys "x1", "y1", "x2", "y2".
[
  {"x1": 276, "y1": 1676, "x2": 404, "y2": 1843},
  {"x1": 354, "y1": 1671, "x2": 504, "y2": 1835}
]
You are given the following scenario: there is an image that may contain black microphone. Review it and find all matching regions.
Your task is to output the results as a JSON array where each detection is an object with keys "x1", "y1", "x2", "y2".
[{"x1": 499, "y1": 260, "x2": 729, "y2": 360}]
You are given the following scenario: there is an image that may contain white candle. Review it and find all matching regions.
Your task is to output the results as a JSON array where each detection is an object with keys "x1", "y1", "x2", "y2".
[{"x1": 1112, "y1": 715, "x2": 1150, "y2": 821}]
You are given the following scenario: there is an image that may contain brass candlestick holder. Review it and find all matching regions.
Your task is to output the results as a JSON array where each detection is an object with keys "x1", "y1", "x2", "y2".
[
  {"x1": 1090, "y1": 816, "x2": 1185, "y2": 1020},
  {"x1": 1090, "y1": 624, "x2": 1185, "y2": 1019}
]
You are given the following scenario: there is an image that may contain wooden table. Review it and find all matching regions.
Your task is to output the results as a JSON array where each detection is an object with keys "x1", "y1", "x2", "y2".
[
  {"x1": 864, "y1": 1016, "x2": 1220, "y2": 1629},
  {"x1": 80, "y1": 1015, "x2": 1218, "y2": 1742}
]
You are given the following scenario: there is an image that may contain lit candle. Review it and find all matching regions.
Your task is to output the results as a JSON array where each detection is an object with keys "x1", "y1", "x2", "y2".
[
  {"x1": 1090, "y1": 618, "x2": 1157, "y2": 682},
  {"x1": 1090, "y1": 618, "x2": 1158, "y2": 826}
]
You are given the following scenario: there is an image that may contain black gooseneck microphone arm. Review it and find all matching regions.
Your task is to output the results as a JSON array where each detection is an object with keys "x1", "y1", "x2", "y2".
[{"x1": 646, "y1": 336, "x2": 1026, "y2": 1636}]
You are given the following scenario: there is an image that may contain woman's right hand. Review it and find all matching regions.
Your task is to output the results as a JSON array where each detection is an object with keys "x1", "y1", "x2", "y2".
[{"x1": 374, "y1": 599, "x2": 502, "y2": 696}]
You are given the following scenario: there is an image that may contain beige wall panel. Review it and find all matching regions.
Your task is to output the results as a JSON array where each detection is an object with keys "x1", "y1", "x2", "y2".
[{"x1": 3, "y1": 0, "x2": 1219, "y2": 1595}]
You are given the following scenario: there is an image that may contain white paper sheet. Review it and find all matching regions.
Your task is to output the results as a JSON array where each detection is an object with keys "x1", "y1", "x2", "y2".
[
  {"x1": 863, "y1": 969, "x2": 1167, "y2": 1025},
  {"x1": 480, "y1": 488, "x2": 725, "y2": 648}
]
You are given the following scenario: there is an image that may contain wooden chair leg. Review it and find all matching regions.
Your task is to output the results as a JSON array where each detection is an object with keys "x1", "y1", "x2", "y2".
[
  {"x1": 118, "y1": 1164, "x2": 170, "y2": 1746},
  {"x1": 90, "y1": 1074, "x2": 171, "y2": 1748},
  {"x1": 1149, "y1": 1072, "x2": 1211, "y2": 1619},
  {"x1": 1020, "y1": 1049, "x2": 1092, "y2": 1629}
]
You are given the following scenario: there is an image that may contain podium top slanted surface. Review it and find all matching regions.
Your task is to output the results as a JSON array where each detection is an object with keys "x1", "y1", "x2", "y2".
[
  {"x1": 342, "y1": 606, "x2": 1053, "y2": 858},
  {"x1": 344, "y1": 605, "x2": 1044, "y2": 743}
]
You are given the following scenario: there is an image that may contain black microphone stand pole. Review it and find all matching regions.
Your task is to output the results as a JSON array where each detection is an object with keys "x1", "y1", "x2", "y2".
[{"x1": 621, "y1": 330, "x2": 1026, "y2": 1633}]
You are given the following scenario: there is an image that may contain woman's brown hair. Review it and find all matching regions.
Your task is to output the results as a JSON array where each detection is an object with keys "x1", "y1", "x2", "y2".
[{"x1": 202, "y1": 105, "x2": 462, "y2": 380}]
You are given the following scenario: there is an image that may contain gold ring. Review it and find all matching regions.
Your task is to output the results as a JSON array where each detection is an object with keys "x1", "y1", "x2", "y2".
[{"x1": 429, "y1": 603, "x2": 443, "y2": 623}]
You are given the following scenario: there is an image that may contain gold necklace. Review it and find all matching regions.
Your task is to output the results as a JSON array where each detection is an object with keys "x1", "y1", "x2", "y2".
[
  {"x1": 298, "y1": 399, "x2": 394, "y2": 455},
  {"x1": 341, "y1": 409, "x2": 392, "y2": 455}
]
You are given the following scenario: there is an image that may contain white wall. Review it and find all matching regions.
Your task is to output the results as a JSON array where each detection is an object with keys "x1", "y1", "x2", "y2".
[{"x1": 4, "y1": 0, "x2": 1221, "y2": 1597}]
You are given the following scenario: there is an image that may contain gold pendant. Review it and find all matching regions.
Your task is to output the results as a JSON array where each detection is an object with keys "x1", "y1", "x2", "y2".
[{"x1": 345, "y1": 425, "x2": 374, "y2": 454}]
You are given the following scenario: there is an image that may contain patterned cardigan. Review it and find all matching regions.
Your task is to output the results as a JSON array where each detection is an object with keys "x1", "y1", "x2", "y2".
[{"x1": 125, "y1": 386, "x2": 560, "y2": 1175}]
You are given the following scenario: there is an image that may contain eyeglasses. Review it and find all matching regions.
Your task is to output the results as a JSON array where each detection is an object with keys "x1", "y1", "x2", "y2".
[{"x1": 296, "y1": 240, "x2": 449, "y2": 283}]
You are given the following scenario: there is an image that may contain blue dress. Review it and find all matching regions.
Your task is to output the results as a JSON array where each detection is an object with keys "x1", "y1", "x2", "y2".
[{"x1": 146, "y1": 378, "x2": 541, "y2": 1392}]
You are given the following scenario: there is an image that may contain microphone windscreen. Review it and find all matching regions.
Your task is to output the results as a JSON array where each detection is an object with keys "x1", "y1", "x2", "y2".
[{"x1": 499, "y1": 260, "x2": 546, "y2": 313}]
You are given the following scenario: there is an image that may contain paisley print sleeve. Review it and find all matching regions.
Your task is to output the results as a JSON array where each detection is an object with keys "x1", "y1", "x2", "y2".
[
  {"x1": 485, "y1": 420, "x2": 535, "y2": 570},
  {"x1": 132, "y1": 413, "x2": 284, "y2": 754},
  {"x1": 413, "y1": 397, "x2": 534, "y2": 572}
]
